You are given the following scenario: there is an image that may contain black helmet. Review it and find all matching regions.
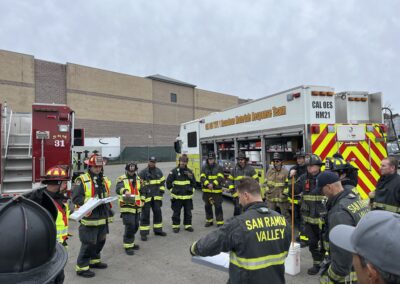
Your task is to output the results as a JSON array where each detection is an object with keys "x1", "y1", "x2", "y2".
[
  {"x1": 305, "y1": 154, "x2": 323, "y2": 166},
  {"x1": 272, "y1": 152, "x2": 283, "y2": 161},
  {"x1": 208, "y1": 152, "x2": 216, "y2": 159},
  {"x1": 236, "y1": 152, "x2": 248, "y2": 160},
  {"x1": 0, "y1": 196, "x2": 67, "y2": 284},
  {"x1": 325, "y1": 157, "x2": 348, "y2": 172},
  {"x1": 294, "y1": 151, "x2": 306, "y2": 158},
  {"x1": 125, "y1": 161, "x2": 138, "y2": 172}
]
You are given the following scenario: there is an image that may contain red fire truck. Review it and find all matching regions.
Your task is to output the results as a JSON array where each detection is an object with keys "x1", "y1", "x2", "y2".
[{"x1": 0, "y1": 103, "x2": 83, "y2": 196}]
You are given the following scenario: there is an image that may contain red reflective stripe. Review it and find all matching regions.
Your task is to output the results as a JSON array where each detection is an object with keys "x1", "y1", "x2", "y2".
[
  {"x1": 91, "y1": 181, "x2": 95, "y2": 197},
  {"x1": 356, "y1": 143, "x2": 380, "y2": 174},
  {"x1": 319, "y1": 135, "x2": 337, "y2": 161},
  {"x1": 311, "y1": 125, "x2": 328, "y2": 153},
  {"x1": 347, "y1": 152, "x2": 375, "y2": 194},
  {"x1": 129, "y1": 179, "x2": 142, "y2": 207},
  {"x1": 368, "y1": 139, "x2": 385, "y2": 161},
  {"x1": 53, "y1": 201, "x2": 68, "y2": 226}
]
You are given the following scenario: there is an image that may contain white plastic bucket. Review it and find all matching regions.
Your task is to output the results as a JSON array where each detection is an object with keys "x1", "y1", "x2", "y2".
[{"x1": 284, "y1": 242, "x2": 301, "y2": 276}]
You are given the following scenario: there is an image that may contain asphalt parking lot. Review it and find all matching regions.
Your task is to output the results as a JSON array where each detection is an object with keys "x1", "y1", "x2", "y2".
[{"x1": 65, "y1": 162, "x2": 317, "y2": 283}]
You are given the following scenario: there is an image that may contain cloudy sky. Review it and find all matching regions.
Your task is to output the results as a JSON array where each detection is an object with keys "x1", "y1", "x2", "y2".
[{"x1": 1, "y1": 0, "x2": 399, "y2": 112}]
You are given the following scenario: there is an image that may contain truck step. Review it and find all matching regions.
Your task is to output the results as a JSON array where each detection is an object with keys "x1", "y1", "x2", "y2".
[
  {"x1": 8, "y1": 144, "x2": 30, "y2": 149},
  {"x1": 5, "y1": 165, "x2": 32, "y2": 171},
  {"x1": 6, "y1": 154, "x2": 32, "y2": 160},
  {"x1": 3, "y1": 176, "x2": 32, "y2": 183}
]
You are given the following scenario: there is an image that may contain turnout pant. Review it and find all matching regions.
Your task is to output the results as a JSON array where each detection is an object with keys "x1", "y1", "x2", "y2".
[
  {"x1": 171, "y1": 198, "x2": 193, "y2": 228},
  {"x1": 76, "y1": 224, "x2": 108, "y2": 271},
  {"x1": 304, "y1": 222, "x2": 324, "y2": 264},
  {"x1": 203, "y1": 192, "x2": 224, "y2": 225},
  {"x1": 140, "y1": 198, "x2": 163, "y2": 236},
  {"x1": 122, "y1": 213, "x2": 140, "y2": 249},
  {"x1": 233, "y1": 197, "x2": 242, "y2": 216},
  {"x1": 267, "y1": 201, "x2": 290, "y2": 220}
]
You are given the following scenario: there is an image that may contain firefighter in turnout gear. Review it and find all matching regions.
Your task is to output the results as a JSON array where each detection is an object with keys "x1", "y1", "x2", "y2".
[
  {"x1": 190, "y1": 178, "x2": 291, "y2": 284},
  {"x1": 371, "y1": 156, "x2": 400, "y2": 213},
  {"x1": 295, "y1": 154, "x2": 326, "y2": 275},
  {"x1": 288, "y1": 151, "x2": 307, "y2": 244},
  {"x1": 265, "y1": 152, "x2": 290, "y2": 219},
  {"x1": 201, "y1": 152, "x2": 225, "y2": 227},
  {"x1": 25, "y1": 165, "x2": 71, "y2": 283},
  {"x1": 166, "y1": 154, "x2": 196, "y2": 233},
  {"x1": 139, "y1": 156, "x2": 167, "y2": 240},
  {"x1": 72, "y1": 154, "x2": 113, "y2": 278},
  {"x1": 228, "y1": 152, "x2": 259, "y2": 216},
  {"x1": 325, "y1": 157, "x2": 359, "y2": 195},
  {"x1": 116, "y1": 162, "x2": 144, "y2": 255},
  {"x1": 315, "y1": 171, "x2": 370, "y2": 284}
]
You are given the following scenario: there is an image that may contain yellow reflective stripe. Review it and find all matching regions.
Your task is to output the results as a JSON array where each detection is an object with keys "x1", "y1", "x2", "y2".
[
  {"x1": 140, "y1": 226, "x2": 150, "y2": 231},
  {"x1": 234, "y1": 176, "x2": 244, "y2": 181},
  {"x1": 184, "y1": 225, "x2": 192, "y2": 229},
  {"x1": 149, "y1": 179, "x2": 164, "y2": 185},
  {"x1": 204, "y1": 180, "x2": 210, "y2": 186},
  {"x1": 216, "y1": 221, "x2": 224, "y2": 225},
  {"x1": 232, "y1": 192, "x2": 238, "y2": 198},
  {"x1": 302, "y1": 195, "x2": 326, "y2": 201},
  {"x1": 327, "y1": 266, "x2": 357, "y2": 282},
  {"x1": 171, "y1": 193, "x2": 193, "y2": 200},
  {"x1": 303, "y1": 216, "x2": 324, "y2": 225},
  {"x1": 90, "y1": 259, "x2": 101, "y2": 264},
  {"x1": 174, "y1": 180, "x2": 191, "y2": 185},
  {"x1": 200, "y1": 173, "x2": 206, "y2": 177},
  {"x1": 230, "y1": 251, "x2": 288, "y2": 270},
  {"x1": 154, "y1": 196, "x2": 163, "y2": 201},
  {"x1": 120, "y1": 207, "x2": 141, "y2": 214},
  {"x1": 159, "y1": 186, "x2": 165, "y2": 191},
  {"x1": 108, "y1": 217, "x2": 113, "y2": 223},
  {"x1": 80, "y1": 218, "x2": 107, "y2": 226},
  {"x1": 153, "y1": 223, "x2": 163, "y2": 228},
  {"x1": 145, "y1": 197, "x2": 152, "y2": 202},
  {"x1": 123, "y1": 243, "x2": 134, "y2": 248},
  {"x1": 252, "y1": 174, "x2": 258, "y2": 179},
  {"x1": 372, "y1": 202, "x2": 400, "y2": 213},
  {"x1": 228, "y1": 175, "x2": 234, "y2": 180},
  {"x1": 299, "y1": 235, "x2": 309, "y2": 241},
  {"x1": 172, "y1": 224, "x2": 180, "y2": 229},
  {"x1": 202, "y1": 189, "x2": 223, "y2": 193},
  {"x1": 75, "y1": 265, "x2": 90, "y2": 272},
  {"x1": 206, "y1": 219, "x2": 213, "y2": 222},
  {"x1": 213, "y1": 180, "x2": 219, "y2": 186},
  {"x1": 228, "y1": 185, "x2": 235, "y2": 190},
  {"x1": 217, "y1": 173, "x2": 224, "y2": 178},
  {"x1": 288, "y1": 197, "x2": 299, "y2": 204},
  {"x1": 267, "y1": 197, "x2": 288, "y2": 202}
]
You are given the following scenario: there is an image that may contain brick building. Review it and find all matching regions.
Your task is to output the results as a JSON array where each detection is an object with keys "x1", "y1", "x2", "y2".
[{"x1": 0, "y1": 49, "x2": 240, "y2": 151}]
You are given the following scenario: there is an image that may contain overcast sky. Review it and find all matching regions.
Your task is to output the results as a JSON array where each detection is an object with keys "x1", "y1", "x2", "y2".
[{"x1": 1, "y1": 0, "x2": 399, "y2": 112}]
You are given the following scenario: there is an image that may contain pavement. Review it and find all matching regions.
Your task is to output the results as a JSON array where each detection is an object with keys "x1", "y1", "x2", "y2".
[{"x1": 65, "y1": 162, "x2": 318, "y2": 283}]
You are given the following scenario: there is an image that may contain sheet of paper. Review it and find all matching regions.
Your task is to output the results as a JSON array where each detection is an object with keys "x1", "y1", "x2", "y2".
[
  {"x1": 69, "y1": 198, "x2": 102, "y2": 221},
  {"x1": 192, "y1": 252, "x2": 230, "y2": 272}
]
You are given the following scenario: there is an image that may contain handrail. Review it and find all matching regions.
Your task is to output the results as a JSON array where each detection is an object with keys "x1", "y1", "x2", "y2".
[
  {"x1": 4, "y1": 109, "x2": 13, "y2": 159},
  {"x1": 28, "y1": 115, "x2": 32, "y2": 157}
]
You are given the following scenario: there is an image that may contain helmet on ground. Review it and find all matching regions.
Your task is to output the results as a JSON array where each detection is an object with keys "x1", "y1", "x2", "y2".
[
  {"x1": 0, "y1": 196, "x2": 67, "y2": 284},
  {"x1": 325, "y1": 157, "x2": 348, "y2": 172},
  {"x1": 236, "y1": 152, "x2": 248, "y2": 160},
  {"x1": 208, "y1": 152, "x2": 216, "y2": 159},
  {"x1": 179, "y1": 154, "x2": 189, "y2": 162},
  {"x1": 305, "y1": 154, "x2": 323, "y2": 166},
  {"x1": 294, "y1": 151, "x2": 306, "y2": 158},
  {"x1": 41, "y1": 165, "x2": 70, "y2": 184},
  {"x1": 125, "y1": 161, "x2": 138, "y2": 172},
  {"x1": 84, "y1": 154, "x2": 105, "y2": 167},
  {"x1": 272, "y1": 152, "x2": 283, "y2": 161}
]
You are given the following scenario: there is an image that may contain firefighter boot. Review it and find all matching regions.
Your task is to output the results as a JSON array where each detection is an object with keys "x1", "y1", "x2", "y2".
[
  {"x1": 90, "y1": 262, "x2": 108, "y2": 269},
  {"x1": 185, "y1": 227, "x2": 194, "y2": 232},
  {"x1": 77, "y1": 270, "x2": 95, "y2": 278},
  {"x1": 307, "y1": 264, "x2": 321, "y2": 275},
  {"x1": 133, "y1": 244, "x2": 140, "y2": 250},
  {"x1": 204, "y1": 222, "x2": 213, "y2": 227},
  {"x1": 173, "y1": 228, "x2": 180, "y2": 233},
  {"x1": 141, "y1": 235, "x2": 148, "y2": 241},
  {"x1": 154, "y1": 231, "x2": 167, "y2": 236},
  {"x1": 125, "y1": 248, "x2": 134, "y2": 256}
]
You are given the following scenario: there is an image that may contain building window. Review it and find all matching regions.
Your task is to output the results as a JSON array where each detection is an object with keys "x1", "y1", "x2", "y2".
[
  {"x1": 187, "y1": 131, "x2": 197, "y2": 148},
  {"x1": 170, "y1": 93, "x2": 177, "y2": 103}
]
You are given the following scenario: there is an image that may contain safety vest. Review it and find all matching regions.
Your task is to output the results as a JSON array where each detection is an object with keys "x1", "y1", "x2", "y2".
[
  {"x1": 53, "y1": 200, "x2": 70, "y2": 243},
  {"x1": 117, "y1": 174, "x2": 143, "y2": 212},
  {"x1": 79, "y1": 173, "x2": 113, "y2": 226}
]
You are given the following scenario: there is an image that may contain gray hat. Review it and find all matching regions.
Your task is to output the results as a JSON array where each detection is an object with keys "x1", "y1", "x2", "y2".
[
  {"x1": 330, "y1": 210, "x2": 400, "y2": 276},
  {"x1": 149, "y1": 156, "x2": 157, "y2": 162}
]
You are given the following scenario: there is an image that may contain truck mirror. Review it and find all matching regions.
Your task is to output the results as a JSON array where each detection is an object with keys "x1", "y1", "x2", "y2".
[{"x1": 174, "y1": 141, "x2": 181, "y2": 154}]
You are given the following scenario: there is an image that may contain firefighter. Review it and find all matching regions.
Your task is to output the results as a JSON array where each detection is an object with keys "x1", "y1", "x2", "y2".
[
  {"x1": 370, "y1": 156, "x2": 400, "y2": 213},
  {"x1": 295, "y1": 153, "x2": 326, "y2": 275},
  {"x1": 265, "y1": 152, "x2": 290, "y2": 219},
  {"x1": 228, "y1": 152, "x2": 259, "y2": 216},
  {"x1": 315, "y1": 171, "x2": 369, "y2": 284},
  {"x1": 116, "y1": 162, "x2": 144, "y2": 255},
  {"x1": 24, "y1": 165, "x2": 71, "y2": 283},
  {"x1": 0, "y1": 196, "x2": 68, "y2": 284},
  {"x1": 332, "y1": 152, "x2": 358, "y2": 187},
  {"x1": 72, "y1": 154, "x2": 113, "y2": 278},
  {"x1": 190, "y1": 177, "x2": 291, "y2": 284},
  {"x1": 201, "y1": 151, "x2": 225, "y2": 227},
  {"x1": 139, "y1": 156, "x2": 167, "y2": 240},
  {"x1": 166, "y1": 154, "x2": 196, "y2": 233},
  {"x1": 288, "y1": 151, "x2": 307, "y2": 244},
  {"x1": 325, "y1": 157, "x2": 359, "y2": 194}
]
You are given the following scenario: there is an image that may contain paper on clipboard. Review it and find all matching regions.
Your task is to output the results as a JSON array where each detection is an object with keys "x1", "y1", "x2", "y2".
[
  {"x1": 192, "y1": 252, "x2": 230, "y2": 272},
  {"x1": 122, "y1": 194, "x2": 136, "y2": 204},
  {"x1": 69, "y1": 196, "x2": 118, "y2": 221}
]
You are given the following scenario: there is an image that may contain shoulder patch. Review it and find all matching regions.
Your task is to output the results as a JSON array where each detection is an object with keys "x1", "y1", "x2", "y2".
[{"x1": 257, "y1": 207, "x2": 269, "y2": 214}]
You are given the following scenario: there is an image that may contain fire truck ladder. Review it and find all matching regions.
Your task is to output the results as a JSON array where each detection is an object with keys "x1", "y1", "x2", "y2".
[{"x1": 2, "y1": 111, "x2": 33, "y2": 195}]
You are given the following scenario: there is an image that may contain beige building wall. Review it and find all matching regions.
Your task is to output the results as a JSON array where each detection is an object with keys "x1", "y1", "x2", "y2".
[
  {"x1": 195, "y1": 88, "x2": 238, "y2": 111},
  {"x1": 0, "y1": 50, "x2": 35, "y2": 112}
]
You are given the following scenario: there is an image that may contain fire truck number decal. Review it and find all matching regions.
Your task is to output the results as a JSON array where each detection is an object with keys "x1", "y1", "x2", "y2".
[
  {"x1": 54, "y1": 140, "x2": 65, "y2": 147},
  {"x1": 311, "y1": 99, "x2": 334, "y2": 122}
]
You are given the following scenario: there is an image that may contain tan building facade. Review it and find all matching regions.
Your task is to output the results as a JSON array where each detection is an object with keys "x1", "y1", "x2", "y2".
[{"x1": 0, "y1": 49, "x2": 240, "y2": 148}]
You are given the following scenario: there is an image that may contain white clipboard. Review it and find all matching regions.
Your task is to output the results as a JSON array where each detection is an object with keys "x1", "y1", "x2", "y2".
[
  {"x1": 192, "y1": 252, "x2": 230, "y2": 272},
  {"x1": 70, "y1": 196, "x2": 118, "y2": 221}
]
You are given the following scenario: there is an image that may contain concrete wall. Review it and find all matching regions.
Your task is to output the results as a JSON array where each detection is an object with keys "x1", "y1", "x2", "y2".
[{"x1": 0, "y1": 50, "x2": 35, "y2": 112}]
